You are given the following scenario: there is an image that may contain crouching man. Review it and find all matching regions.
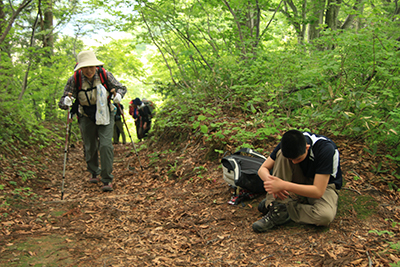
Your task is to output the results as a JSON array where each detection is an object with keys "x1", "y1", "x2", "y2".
[{"x1": 252, "y1": 130, "x2": 342, "y2": 233}]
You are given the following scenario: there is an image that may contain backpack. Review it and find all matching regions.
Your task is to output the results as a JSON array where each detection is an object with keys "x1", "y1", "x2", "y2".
[
  {"x1": 142, "y1": 98, "x2": 156, "y2": 118},
  {"x1": 74, "y1": 66, "x2": 109, "y2": 91},
  {"x1": 221, "y1": 148, "x2": 267, "y2": 194},
  {"x1": 70, "y1": 66, "x2": 110, "y2": 117}
]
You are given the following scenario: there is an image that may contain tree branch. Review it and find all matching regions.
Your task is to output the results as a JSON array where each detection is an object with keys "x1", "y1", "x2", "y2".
[
  {"x1": 18, "y1": 0, "x2": 40, "y2": 101},
  {"x1": 258, "y1": 0, "x2": 283, "y2": 42},
  {"x1": 0, "y1": 0, "x2": 33, "y2": 45},
  {"x1": 140, "y1": 11, "x2": 177, "y2": 86}
]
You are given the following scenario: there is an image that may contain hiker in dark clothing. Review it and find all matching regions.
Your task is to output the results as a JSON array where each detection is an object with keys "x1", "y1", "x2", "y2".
[
  {"x1": 129, "y1": 98, "x2": 151, "y2": 140},
  {"x1": 252, "y1": 130, "x2": 342, "y2": 233},
  {"x1": 58, "y1": 50, "x2": 127, "y2": 192},
  {"x1": 113, "y1": 103, "x2": 126, "y2": 144}
]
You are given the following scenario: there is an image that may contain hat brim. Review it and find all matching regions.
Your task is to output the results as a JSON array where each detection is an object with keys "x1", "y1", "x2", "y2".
[{"x1": 74, "y1": 61, "x2": 104, "y2": 72}]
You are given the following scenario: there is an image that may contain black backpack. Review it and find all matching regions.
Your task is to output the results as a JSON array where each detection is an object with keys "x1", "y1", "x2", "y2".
[{"x1": 221, "y1": 148, "x2": 267, "y2": 194}]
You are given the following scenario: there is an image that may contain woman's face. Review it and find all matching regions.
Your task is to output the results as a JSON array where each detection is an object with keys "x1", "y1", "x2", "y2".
[{"x1": 81, "y1": 66, "x2": 97, "y2": 80}]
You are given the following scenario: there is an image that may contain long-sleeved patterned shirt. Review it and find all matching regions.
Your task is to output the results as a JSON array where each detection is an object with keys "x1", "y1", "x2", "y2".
[{"x1": 58, "y1": 68, "x2": 127, "y2": 110}]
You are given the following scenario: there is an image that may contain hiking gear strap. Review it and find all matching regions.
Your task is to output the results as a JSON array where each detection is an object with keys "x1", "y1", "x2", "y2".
[
  {"x1": 234, "y1": 148, "x2": 267, "y2": 160},
  {"x1": 74, "y1": 66, "x2": 108, "y2": 91},
  {"x1": 73, "y1": 67, "x2": 112, "y2": 118}
]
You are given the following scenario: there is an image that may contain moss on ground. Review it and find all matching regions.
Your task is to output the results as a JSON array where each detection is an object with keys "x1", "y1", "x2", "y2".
[{"x1": 337, "y1": 189, "x2": 378, "y2": 219}]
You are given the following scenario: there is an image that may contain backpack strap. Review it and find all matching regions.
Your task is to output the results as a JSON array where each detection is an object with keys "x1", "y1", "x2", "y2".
[
  {"x1": 72, "y1": 66, "x2": 112, "y2": 114},
  {"x1": 74, "y1": 70, "x2": 82, "y2": 91},
  {"x1": 97, "y1": 66, "x2": 109, "y2": 91},
  {"x1": 234, "y1": 148, "x2": 267, "y2": 160},
  {"x1": 73, "y1": 66, "x2": 109, "y2": 92},
  {"x1": 97, "y1": 66, "x2": 113, "y2": 104}
]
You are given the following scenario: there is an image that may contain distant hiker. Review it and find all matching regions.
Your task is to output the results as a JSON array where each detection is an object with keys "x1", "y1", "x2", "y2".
[
  {"x1": 58, "y1": 50, "x2": 127, "y2": 192},
  {"x1": 129, "y1": 97, "x2": 151, "y2": 141},
  {"x1": 252, "y1": 130, "x2": 342, "y2": 233},
  {"x1": 113, "y1": 103, "x2": 126, "y2": 145}
]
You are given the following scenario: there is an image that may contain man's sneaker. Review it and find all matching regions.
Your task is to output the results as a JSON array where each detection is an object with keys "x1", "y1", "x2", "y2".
[
  {"x1": 102, "y1": 183, "x2": 113, "y2": 192},
  {"x1": 258, "y1": 199, "x2": 270, "y2": 215},
  {"x1": 252, "y1": 202, "x2": 290, "y2": 233},
  {"x1": 89, "y1": 175, "x2": 100, "y2": 184}
]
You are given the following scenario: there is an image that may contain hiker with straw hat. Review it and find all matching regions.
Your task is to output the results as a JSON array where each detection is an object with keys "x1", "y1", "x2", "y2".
[{"x1": 58, "y1": 50, "x2": 127, "y2": 192}]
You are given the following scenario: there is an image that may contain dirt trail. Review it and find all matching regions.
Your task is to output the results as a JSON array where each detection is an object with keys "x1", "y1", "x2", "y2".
[{"x1": 0, "y1": 139, "x2": 399, "y2": 266}]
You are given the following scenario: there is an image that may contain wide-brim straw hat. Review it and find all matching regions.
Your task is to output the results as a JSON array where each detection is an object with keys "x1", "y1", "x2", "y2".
[{"x1": 74, "y1": 51, "x2": 104, "y2": 71}]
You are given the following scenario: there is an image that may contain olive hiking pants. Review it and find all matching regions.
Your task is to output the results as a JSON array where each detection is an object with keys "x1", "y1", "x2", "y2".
[{"x1": 80, "y1": 114, "x2": 114, "y2": 184}]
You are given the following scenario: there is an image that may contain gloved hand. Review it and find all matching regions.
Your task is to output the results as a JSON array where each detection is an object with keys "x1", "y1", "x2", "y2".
[
  {"x1": 64, "y1": 96, "x2": 74, "y2": 107},
  {"x1": 113, "y1": 93, "x2": 122, "y2": 104}
]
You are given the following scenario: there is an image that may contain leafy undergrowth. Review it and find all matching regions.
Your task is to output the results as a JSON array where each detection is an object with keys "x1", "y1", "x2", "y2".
[{"x1": 0, "y1": 121, "x2": 400, "y2": 266}]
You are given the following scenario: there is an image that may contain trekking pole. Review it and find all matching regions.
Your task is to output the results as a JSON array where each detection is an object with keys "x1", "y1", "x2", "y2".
[
  {"x1": 117, "y1": 103, "x2": 144, "y2": 171},
  {"x1": 61, "y1": 108, "x2": 72, "y2": 200}
]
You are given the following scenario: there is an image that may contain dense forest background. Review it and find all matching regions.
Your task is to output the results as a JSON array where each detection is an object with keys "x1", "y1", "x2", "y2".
[{"x1": 1, "y1": 0, "x2": 399, "y2": 188}]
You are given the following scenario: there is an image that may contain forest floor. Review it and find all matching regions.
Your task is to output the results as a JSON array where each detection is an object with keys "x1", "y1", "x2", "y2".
[{"x1": 1, "y1": 125, "x2": 400, "y2": 267}]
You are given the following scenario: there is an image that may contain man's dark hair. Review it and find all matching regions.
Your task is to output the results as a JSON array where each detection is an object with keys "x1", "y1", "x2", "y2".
[{"x1": 281, "y1": 130, "x2": 307, "y2": 159}]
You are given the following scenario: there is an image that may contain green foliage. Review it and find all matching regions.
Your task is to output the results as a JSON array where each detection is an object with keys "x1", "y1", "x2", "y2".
[
  {"x1": 368, "y1": 229, "x2": 395, "y2": 236},
  {"x1": 95, "y1": 39, "x2": 144, "y2": 78},
  {"x1": 389, "y1": 242, "x2": 400, "y2": 252},
  {"x1": 0, "y1": 103, "x2": 54, "y2": 151},
  {"x1": 385, "y1": 219, "x2": 400, "y2": 228},
  {"x1": 148, "y1": 152, "x2": 160, "y2": 165},
  {"x1": 13, "y1": 187, "x2": 35, "y2": 197},
  {"x1": 193, "y1": 166, "x2": 208, "y2": 179},
  {"x1": 167, "y1": 160, "x2": 179, "y2": 178},
  {"x1": 130, "y1": 0, "x2": 400, "y2": 166}
]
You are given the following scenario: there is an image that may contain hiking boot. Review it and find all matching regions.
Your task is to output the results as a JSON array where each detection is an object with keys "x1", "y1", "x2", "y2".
[
  {"x1": 89, "y1": 174, "x2": 100, "y2": 184},
  {"x1": 258, "y1": 199, "x2": 270, "y2": 215},
  {"x1": 252, "y1": 202, "x2": 290, "y2": 233},
  {"x1": 102, "y1": 183, "x2": 113, "y2": 192}
]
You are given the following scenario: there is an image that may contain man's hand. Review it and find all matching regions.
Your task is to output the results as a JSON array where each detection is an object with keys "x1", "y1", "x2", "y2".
[{"x1": 264, "y1": 176, "x2": 290, "y2": 200}]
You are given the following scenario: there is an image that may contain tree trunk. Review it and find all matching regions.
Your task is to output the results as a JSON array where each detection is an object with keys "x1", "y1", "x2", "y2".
[
  {"x1": 41, "y1": 0, "x2": 55, "y2": 120},
  {"x1": 42, "y1": 0, "x2": 53, "y2": 55},
  {"x1": 308, "y1": 0, "x2": 325, "y2": 43},
  {"x1": 282, "y1": 0, "x2": 304, "y2": 44},
  {"x1": 341, "y1": 0, "x2": 363, "y2": 30},
  {"x1": 325, "y1": 0, "x2": 342, "y2": 31}
]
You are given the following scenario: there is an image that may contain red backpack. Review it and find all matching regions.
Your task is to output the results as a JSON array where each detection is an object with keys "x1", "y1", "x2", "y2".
[
  {"x1": 74, "y1": 66, "x2": 109, "y2": 91},
  {"x1": 70, "y1": 66, "x2": 111, "y2": 116}
]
